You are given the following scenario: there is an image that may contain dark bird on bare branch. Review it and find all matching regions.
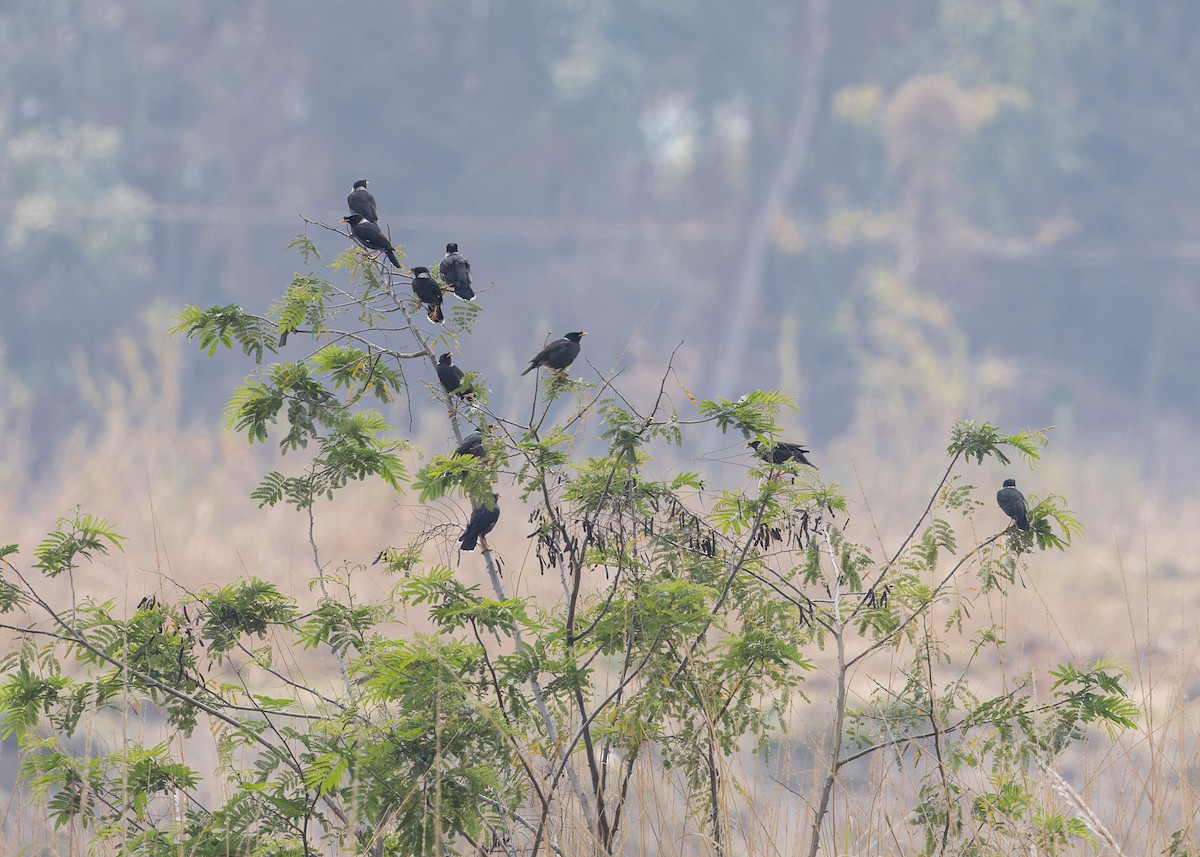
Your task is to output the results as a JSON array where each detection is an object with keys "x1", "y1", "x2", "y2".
[
  {"x1": 439, "y1": 242, "x2": 475, "y2": 300},
  {"x1": 342, "y1": 213, "x2": 400, "y2": 268},
  {"x1": 747, "y1": 439, "x2": 818, "y2": 469},
  {"x1": 460, "y1": 493, "x2": 500, "y2": 551},
  {"x1": 411, "y1": 266, "x2": 445, "y2": 323},
  {"x1": 521, "y1": 331, "x2": 586, "y2": 376},
  {"x1": 996, "y1": 478, "x2": 1031, "y2": 531},
  {"x1": 454, "y1": 428, "x2": 486, "y2": 458},
  {"x1": 436, "y1": 352, "x2": 475, "y2": 400},
  {"x1": 347, "y1": 179, "x2": 379, "y2": 223}
]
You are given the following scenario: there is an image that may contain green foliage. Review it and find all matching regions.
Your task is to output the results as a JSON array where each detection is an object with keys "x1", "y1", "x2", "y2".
[
  {"x1": 599, "y1": 401, "x2": 684, "y2": 454},
  {"x1": 242, "y1": 409, "x2": 406, "y2": 510},
  {"x1": 0, "y1": 655, "x2": 72, "y2": 739},
  {"x1": 1166, "y1": 830, "x2": 1200, "y2": 856},
  {"x1": 697, "y1": 389, "x2": 794, "y2": 437},
  {"x1": 271, "y1": 272, "x2": 333, "y2": 343},
  {"x1": 413, "y1": 450, "x2": 497, "y2": 505},
  {"x1": 224, "y1": 361, "x2": 340, "y2": 448},
  {"x1": 1029, "y1": 492, "x2": 1085, "y2": 550},
  {"x1": 0, "y1": 548, "x2": 27, "y2": 611},
  {"x1": 1049, "y1": 659, "x2": 1138, "y2": 739},
  {"x1": 948, "y1": 419, "x2": 1050, "y2": 466},
  {"x1": 177, "y1": 242, "x2": 415, "y2": 517},
  {"x1": 171, "y1": 304, "x2": 278, "y2": 364},
  {"x1": 311, "y1": 344, "x2": 404, "y2": 404},
  {"x1": 198, "y1": 578, "x2": 297, "y2": 658},
  {"x1": 299, "y1": 599, "x2": 389, "y2": 657},
  {"x1": 33, "y1": 509, "x2": 126, "y2": 577},
  {"x1": 286, "y1": 233, "x2": 321, "y2": 264}
]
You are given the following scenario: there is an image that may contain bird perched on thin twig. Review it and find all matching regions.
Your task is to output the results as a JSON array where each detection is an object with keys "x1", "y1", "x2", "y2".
[
  {"x1": 521, "y1": 331, "x2": 586, "y2": 376},
  {"x1": 410, "y1": 266, "x2": 445, "y2": 323},
  {"x1": 454, "y1": 427, "x2": 487, "y2": 458},
  {"x1": 436, "y1": 352, "x2": 475, "y2": 400},
  {"x1": 342, "y1": 213, "x2": 400, "y2": 268},
  {"x1": 747, "y1": 439, "x2": 818, "y2": 469},
  {"x1": 996, "y1": 478, "x2": 1031, "y2": 531},
  {"x1": 347, "y1": 179, "x2": 379, "y2": 223},
  {"x1": 439, "y1": 242, "x2": 475, "y2": 300},
  {"x1": 460, "y1": 493, "x2": 500, "y2": 552}
]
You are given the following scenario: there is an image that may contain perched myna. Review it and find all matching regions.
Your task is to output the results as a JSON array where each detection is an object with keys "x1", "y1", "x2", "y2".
[
  {"x1": 747, "y1": 439, "x2": 818, "y2": 469},
  {"x1": 454, "y1": 428, "x2": 486, "y2": 458},
  {"x1": 347, "y1": 179, "x2": 379, "y2": 223},
  {"x1": 411, "y1": 266, "x2": 445, "y2": 323},
  {"x1": 459, "y1": 493, "x2": 500, "y2": 551},
  {"x1": 996, "y1": 478, "x2": 1031, "y2": 531},
  {"x1": 521, "y1": 331, "x2": 586, "y2": 376},
  {"x1": 342, "y1": 213, "x2": 400, "y2": 268},
  {"x1": 436, "y1": 352, "x2": 475, "y2": 400},
  {"x1": 439, "y1": 242, "x2": 475, "y2": 300}
]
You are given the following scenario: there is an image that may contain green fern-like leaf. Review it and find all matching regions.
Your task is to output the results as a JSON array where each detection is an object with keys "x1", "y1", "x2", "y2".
[
  {"x1": 287, "y1": 233, "x2": 321, "y2": 264},
  {"x1": 171, "y1": 304, "x2": 276, "y2": 363},
  {"x1": 697, "y1": 390, "x2": 795, "y2": 437},
  {"x1": 33, "y1": 511, "x2": 126, "y2": 577},
  {"x1": 251, "y1": 472, "x2": 288, "y2": 508},
  {"x1": 271, "y1": 272, "x2": 334, "y2": 341},
  {"x1": 1029, "y1": 494, "x2": 1084, "y2": 550}
]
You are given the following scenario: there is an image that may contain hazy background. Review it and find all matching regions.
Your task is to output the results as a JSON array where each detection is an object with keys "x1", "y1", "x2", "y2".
[
  {"x1": 5, "y1": 1, "x2": 1200, "y2": 470},
  {"x1": 3, "y1": 0, "x2": 1200, "y2": 706}
]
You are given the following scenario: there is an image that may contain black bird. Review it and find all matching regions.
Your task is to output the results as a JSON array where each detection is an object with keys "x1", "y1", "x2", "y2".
[
  {"x1": 342, "y1": 213, "x2": 400, "y2": 268},
  {"x1": 439, "y1": 242, "x2": 475, "y2": 300},
  {"x1": 747, "y1": 439, "x2": 818, "y2": 469},
  {"x1": 996, "y1": 478, "x2": 1031, "y2": 531},
  {"x1": 410, "y1": 266, "x2": 445, "y2": 323},
  {"x1": 454, "y1": 428, "x2": 486, "y2": 458},
  {"x1": 460, "y1": 493, "x2": 500, "y2": 552},
  {"x1": 347, "y1": 179, "x2": 379, "y2": 223},
  {"x1": 521, "y1": 331, "x2": 587, "y2": 376},
  {"x1": 436, "y1": 352, "x2": 475, "y2": 400}
]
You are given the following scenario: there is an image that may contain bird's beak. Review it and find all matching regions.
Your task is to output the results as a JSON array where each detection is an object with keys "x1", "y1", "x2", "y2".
[
  {"x1": 340, "y1": 216, "x2": 350, "y2": 223},
  {"x1": 581, "y1": 331, "x2": 589, "y2": 336}
]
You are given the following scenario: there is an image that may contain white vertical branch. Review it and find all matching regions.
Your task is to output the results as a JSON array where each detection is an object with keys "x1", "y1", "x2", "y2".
[{"x1": 713, "y1": 0, "x2": 831, "y2": 398}]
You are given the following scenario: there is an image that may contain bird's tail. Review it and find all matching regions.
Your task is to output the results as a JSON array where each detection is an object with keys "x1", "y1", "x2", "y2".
[
  {"x1": 454, "y1": 284, "x2": 476, "y2": 300},
  {"x1": 460, "y1": 533, "x2": 478, "y2": 551},
  {"x1": 427, "y1": 303, "x2": 445, "y2": 324},
  {"x1": 385, "y1": 249, "x2": 401, "y2": 268},
  {"x1": 1018, "y1": 516, "x2": 1031, "y2": 532}
]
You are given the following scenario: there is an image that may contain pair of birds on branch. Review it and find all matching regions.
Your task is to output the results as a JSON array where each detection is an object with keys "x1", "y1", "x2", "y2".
[
  {"x1": 434, "y1": 330, "x2": 588, "y2": 404},
  {"x1": 442, "y1": 425, "x2": 498, "y2": 552},
  {"x1": 744, "y1": 440, "x2": 1032, "y2": 533},
  {"x1": 341, "y1": 179, "x2": 474, "y2": 323},
  {"x1": 436, "y1": 329, "x2": 585, "y2": 552}
]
